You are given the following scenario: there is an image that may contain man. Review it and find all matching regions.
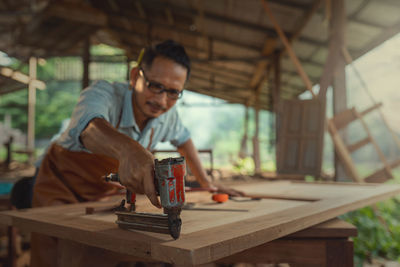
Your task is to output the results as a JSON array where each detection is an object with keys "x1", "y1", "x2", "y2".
[{"x1": 31, "y1": 40, "x2": 242, "y2": 266}]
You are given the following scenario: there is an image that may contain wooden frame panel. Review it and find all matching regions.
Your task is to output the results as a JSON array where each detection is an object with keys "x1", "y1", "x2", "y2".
[{"x1": 277, "y1": 99, "x2": 325, "y2": 176}]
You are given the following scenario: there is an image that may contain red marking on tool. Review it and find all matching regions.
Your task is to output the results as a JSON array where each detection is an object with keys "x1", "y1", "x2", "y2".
[
  {"x1": 168, "y1": 179, "x2": 175, "y2": 203},
  {"x1": 130, "y1": 193, "x2": 136, "y2": 203},
  {"x1": 173, "y1": 164, "x2": 185, "y2": 203}
]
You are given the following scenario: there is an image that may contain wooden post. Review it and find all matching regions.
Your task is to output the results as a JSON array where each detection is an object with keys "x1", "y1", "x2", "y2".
[
  {"x1": 331, "y1": 0, "x2": 347, "y2": 181},
  {"x1": 239, "y1": 106, "x2": 249, "y2": 159},
  {"x1": 126, "y1": 57, "x2": 131, "y2": 81},
  {"x1": 253, "y1": 105, "x2": 261, "y2": 175},
  {"x1": 272, "y1": 51, "x2": 281, "y2": 113},
  {"x1": 273, "y1": 51, "x2": 281, "y2": 163},
  {"x1": 27, "y1": 57, "x2": 37, "y2": 163},
  {"x1": 82, "y1": 38, "x2": 90, "y2": 90}
]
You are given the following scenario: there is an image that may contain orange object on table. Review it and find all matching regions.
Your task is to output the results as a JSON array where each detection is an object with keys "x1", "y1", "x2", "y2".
[{"x1": 212, "y1": 193, "x2": 229, "y2": 203}]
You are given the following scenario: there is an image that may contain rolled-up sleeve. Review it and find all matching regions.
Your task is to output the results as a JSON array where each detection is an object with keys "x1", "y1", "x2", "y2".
[
  {"x1": 64, "y1": 81, "x2": 116, "y2": 149},
  {"x1": 165, "y1": 108, "x2": 191, "y2": 147}
]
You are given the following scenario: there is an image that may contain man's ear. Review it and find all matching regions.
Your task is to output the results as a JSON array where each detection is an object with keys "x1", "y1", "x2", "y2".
[{"x1": 129, "y1": 67, "x2": 139, "y2": 87}]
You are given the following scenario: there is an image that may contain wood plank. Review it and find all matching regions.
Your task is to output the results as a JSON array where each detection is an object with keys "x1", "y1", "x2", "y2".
[
  {"x1": 288, "y1": 218, "x2": 357, "y2": 238},
  {"x1": 248, "y1": 38, "x2": 276, "y2": 89},
  {"x1": 277, "y1": 99, "x2": 325, "y2": 176},
  {"x1": 347, "y1": 137, "x2": 371, "y2": 153},
  {"x1": 261, "y1": 0, "x2": 315, "y2": 97},
  {"x1": 0, "y1": 67, "x2": 45, "y2": 89},
  {"x1": 364, "y1": 168, "x2": 391, "y2": 183},
  {"x1": 389, "y1": 159, "x2": 400, "y2": 169},
  {"x1": 218, "y1": 239, "x2": 328, "y2": 265},
  {"x1": 327, "y1": 121, "x2": 362, "y2": 182},
  {"x1": 152, "y1": 182, "x2": 400, "y2": 265},
  {"x1": 27, "y1": 57, "x2": 37, "y2": 163},
  {"x1": 355, "y1": 111, "x2": 392, "y2": 176},
  {"x1": 1, "y1": 181, "x2": 400, "y2": 265},
  {"x1": 331, "y1": 108, "x2": 357, "y2": 130},
  {"x1": 219, "y1": 238, "x2": 353, "y2": 266},
  {"x1": 46, "y1": 1, "x2": 107, "y2": 26},
  {"x1": 359, "y1": 102, "x2": 383, "y2": 116}
]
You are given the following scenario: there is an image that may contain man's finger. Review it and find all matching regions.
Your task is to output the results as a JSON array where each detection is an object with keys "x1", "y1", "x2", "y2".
[
  {"x1": 143, "y1": 173, "x2": 161, "y2": 208},
  {"x1": 107, "y1": 181, "x2": 126, "y2": 190},
  {"x1": 147, "y1": 191, "x2": 161, "y2": 209}
]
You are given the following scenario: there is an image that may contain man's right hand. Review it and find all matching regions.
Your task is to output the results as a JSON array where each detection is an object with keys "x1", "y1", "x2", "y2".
[
  {"x1": 81, "y1": 118, "x2": 161, "y2": 208},
  {"x1": 117, "y1": 141, "x2": 161, "y2": 208}
]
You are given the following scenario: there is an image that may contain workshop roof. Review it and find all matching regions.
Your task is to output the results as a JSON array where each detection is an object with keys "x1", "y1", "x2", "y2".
[{"x1": 1, "y1": 0, "x2": 400, "y2": 109}]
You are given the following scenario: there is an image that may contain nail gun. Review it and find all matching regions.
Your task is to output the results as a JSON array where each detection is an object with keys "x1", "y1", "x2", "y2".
[{"x1": 105, "y1": 157, "x2": 186, "y2": 239}]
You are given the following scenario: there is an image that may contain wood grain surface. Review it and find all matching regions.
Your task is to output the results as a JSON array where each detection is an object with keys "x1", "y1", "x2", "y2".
[{"x1": 0, "y1": 181, "x2": 399, "y2": 265}]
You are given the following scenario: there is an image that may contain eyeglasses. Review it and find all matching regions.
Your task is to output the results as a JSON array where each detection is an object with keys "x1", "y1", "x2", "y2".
[{"x1": 139, "y1": 68, "x2": 183, "y2": 100}]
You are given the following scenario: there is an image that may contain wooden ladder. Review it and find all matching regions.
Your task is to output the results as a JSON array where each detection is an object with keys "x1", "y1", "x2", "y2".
[{"x1": 327, "y1": 103, "x2": 400, "y2": 183}]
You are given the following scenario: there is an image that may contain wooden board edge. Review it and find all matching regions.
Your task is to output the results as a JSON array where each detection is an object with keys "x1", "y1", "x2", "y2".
[{"x1": 152, "y1": 185, "x2": 400, "y2": 265}]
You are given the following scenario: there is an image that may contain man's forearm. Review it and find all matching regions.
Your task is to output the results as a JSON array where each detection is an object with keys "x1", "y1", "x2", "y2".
[
  {"x1": 80, "y1": 118, "x2": 160, "y2": 207},
  {"x1": 80, "y1": 118, "x2": 140, "y2": 161},
  {"x1": 177, "y1": 139, "x2": 211, "y2": 188}
]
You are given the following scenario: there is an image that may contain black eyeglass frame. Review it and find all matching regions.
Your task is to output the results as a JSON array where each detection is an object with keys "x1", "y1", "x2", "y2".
[{"x1": 139, "y1": 68, "x2": 183, "y2": 100}]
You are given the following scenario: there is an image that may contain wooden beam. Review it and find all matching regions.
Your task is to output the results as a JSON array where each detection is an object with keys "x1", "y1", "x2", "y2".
[
  {"x1": 165, "y1": 7, "x2": 175, "y2": 26},
  {"x1": 108, "y1": 15, "x2": 325, "y2": 70},
  {"x1": 54, "y1": 25, "x2": 98, "y2": 53},
  {"x1": 135, "y1": 1, "x2": 147, "y2": 19},
  {"x1": 327, "y1": 120, "x2": 362, "y2": 182},
  {"x1": 0, "y1": 84, "x2": 27, "y2": 96},
  {"x1": 189, "y1": 74, "x2": 249, "y2": 93},
  {"x1": 191, "y1": 63, "x2": 250, "y2": 83},
  {"x1": 190, "y1": 69, "x2": 248, "y2": 88},
  {"x1": 192, "y1": 55, "x2": 272, "y2": 63},
  {"x1": 273, "y1": 51, "x2": 281, "y2": 165},
  {"x1": 249, "y1": 38, "x2": 276, "y2": 89},
  {"x1": 330, "y1": 0, "x2": 347, "y2": 181},
  {"x1": 82, "y1": 37, "x2": 90, "y2": 90},
  {"x1": 317, "y1": 0, "x2": 347, "y2": 98},
  {"x1": 266, "y1": 0, "x2": 310, "y2": 10},
  {"x1": 124, "y1": 2, "x2": 326, "y2": 48},
  {"x1": 261, "y1": 0, "x2": 316, "y2": 98},
  {"x1": 46, "y1": 1, "x2": 107, "y2": 27},
  {"x1": 290, "y1": 0, "x2": 322, "y2": 42},
  {"x1": 0, "y1": 67, "x2": 45, "y2": 89},
  {"x1": 27, "y1": 57, "x2": 37, "y2": 162},
  {"x1": 37, "y1": 21, "x2": 77, "y2": 50},
  {"x1": 272, "y1": 51, "x2": 281, "y2": 113}
]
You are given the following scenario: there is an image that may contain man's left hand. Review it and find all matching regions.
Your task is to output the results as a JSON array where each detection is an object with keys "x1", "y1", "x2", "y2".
[{"x1": 208, "y1": 183, "x2": 245, "y2": 197}]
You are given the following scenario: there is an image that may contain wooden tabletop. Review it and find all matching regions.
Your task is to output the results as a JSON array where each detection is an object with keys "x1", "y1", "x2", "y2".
[{"x1": 0, "y1": 180, "x2": 399, "y2": 265}]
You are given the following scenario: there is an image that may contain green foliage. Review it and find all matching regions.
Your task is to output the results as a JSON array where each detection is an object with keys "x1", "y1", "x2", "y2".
[
  {"x1": 340, "y1": 197, "x2": 400, "y2": 265},
  {"x1": 0, "y1": 89, "x2": 28, "y2": 129},
  {"x1": 232, "y1": 157, "x2": 254, "y2": 175},
  {"x1": 35, "y1": 81, "x2": 80, "y2": 138},
  {"x1": 90, "y1": 44, "x2": 124, "y2": 55},
  {"x1": 0, "y1": 80, "x2": 80, "y2": 139}
]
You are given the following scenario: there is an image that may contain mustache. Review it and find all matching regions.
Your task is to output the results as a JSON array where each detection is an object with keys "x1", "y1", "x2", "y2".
[{"x1": 146, "y1": 101, "x2": 167, "y2": 111}]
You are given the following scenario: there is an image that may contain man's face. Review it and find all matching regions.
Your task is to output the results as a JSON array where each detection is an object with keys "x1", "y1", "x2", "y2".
[{"x1": 131, "y1": 56, "x2": 187, "y2": 121}]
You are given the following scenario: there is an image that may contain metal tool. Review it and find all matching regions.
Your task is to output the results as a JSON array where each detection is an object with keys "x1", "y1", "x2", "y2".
[{"x1": 105, "y1": 157, "x2": 186, "y2": 239}]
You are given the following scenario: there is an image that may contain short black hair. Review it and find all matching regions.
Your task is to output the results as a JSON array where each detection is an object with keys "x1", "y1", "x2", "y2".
[{"x1": 141, "y1": 40, "x2": 191, "y2": 80}]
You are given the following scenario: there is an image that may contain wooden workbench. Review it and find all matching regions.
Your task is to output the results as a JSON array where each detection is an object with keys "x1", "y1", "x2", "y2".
[{"x1": 0, "y1": 181, "x2": 399, "y2": 266}]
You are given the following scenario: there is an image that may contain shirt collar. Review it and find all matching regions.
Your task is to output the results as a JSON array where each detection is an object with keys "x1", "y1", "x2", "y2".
[{"x1": 119, "y1": 89, "x2": 138, "y2": 131}]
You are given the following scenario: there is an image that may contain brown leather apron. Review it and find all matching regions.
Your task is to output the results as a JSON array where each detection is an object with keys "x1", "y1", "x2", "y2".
[
  {"x1": 31, "y1": 145, "x2": 124, "y2": 267},
  {"x1": 31, "y1": 114, "x2": 125, "y2": 266},
  {"x1": 32, "y1": 143, "x2": 120, "y2": 207}
]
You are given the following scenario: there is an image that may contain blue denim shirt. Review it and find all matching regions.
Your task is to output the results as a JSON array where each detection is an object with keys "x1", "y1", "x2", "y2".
[{"x1": 56, "y1": 80, "x2": 191, "y2": 152}]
